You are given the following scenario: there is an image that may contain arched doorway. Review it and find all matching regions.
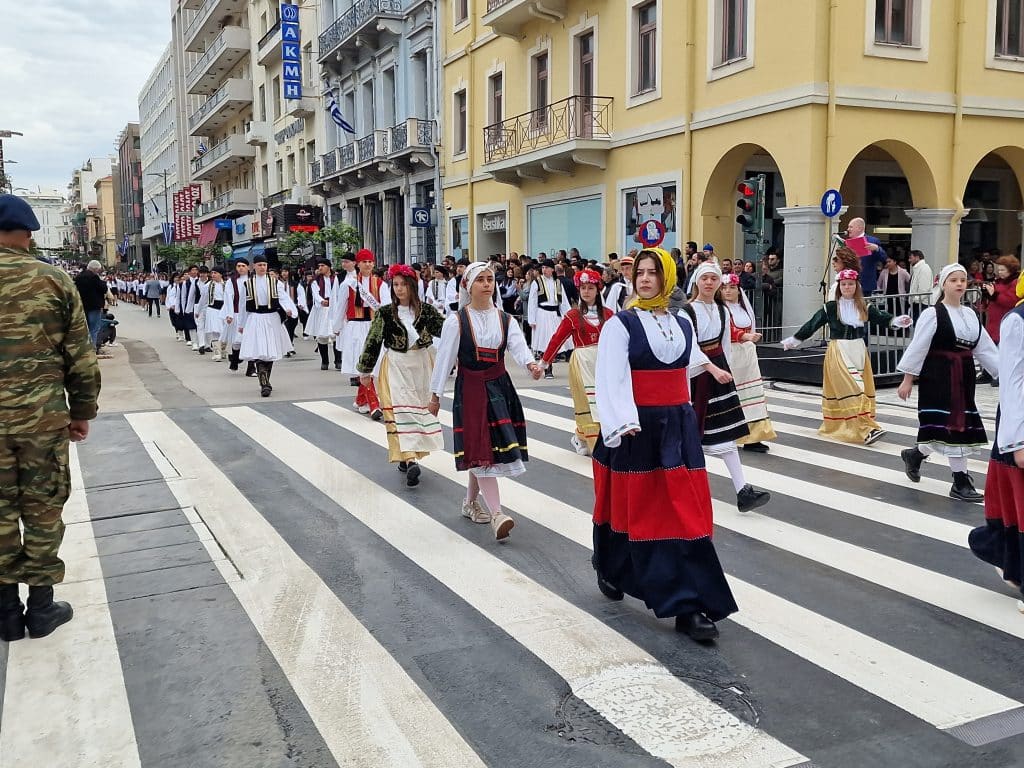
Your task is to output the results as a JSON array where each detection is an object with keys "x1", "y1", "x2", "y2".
[
  {"x1": 838, "y1": 140, "x2": 939, "y2": 266},
  {"x1": 958, "y1": 148, "x2": 1024, "y2": 264}
]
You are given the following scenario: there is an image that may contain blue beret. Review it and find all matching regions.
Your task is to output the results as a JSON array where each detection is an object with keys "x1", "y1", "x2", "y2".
[{"x1": 0, "y1": 194, "x2": 41, "y2": 232}]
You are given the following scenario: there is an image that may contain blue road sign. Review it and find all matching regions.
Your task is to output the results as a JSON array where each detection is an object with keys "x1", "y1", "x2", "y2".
[
  {"x1": 411, "y1": 207, "x2": 431, "y2": 228},
  {"x1": 821, "y1": 189, "x2": 843, "y2": 218}
]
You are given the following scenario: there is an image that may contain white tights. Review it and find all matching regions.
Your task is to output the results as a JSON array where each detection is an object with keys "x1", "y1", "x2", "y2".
[
  {"x1": 917, "y1": 444, "x2": 968, "y2": 473},
  {"x1": 466, "y1": 473, "x2": 502, "y2": 514},
  {"x1": 707, "y1": 442, "x2": 747, "y2": 493}
]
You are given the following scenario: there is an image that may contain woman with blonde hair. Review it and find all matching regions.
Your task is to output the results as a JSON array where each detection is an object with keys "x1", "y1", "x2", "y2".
[{"x1": 783, "y1": 269, "x2": 912, "y2": 445}]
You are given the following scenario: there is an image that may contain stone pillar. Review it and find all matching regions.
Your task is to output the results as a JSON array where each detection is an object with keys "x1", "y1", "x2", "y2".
[
  {"x1": 1017, "y1": 211, "x2": 1024, "y2": 254},
  {"x1": 778, "y1": 205, "x2": 832, "y2": 331},
  {"x1": 362, "y1": 198, "x2": 376, "y2": 258},
  {"x1": 382, "y1": 193, "x2": 398, "y2": 265},
  {"x1": 905, "y1": 208, "x2": 958, "y2": 273}
]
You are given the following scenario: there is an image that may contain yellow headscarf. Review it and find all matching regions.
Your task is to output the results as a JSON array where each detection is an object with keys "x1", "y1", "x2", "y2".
[
  {"x1": 627, "y1": 248, "x2": 677, "y2": 311},
  {"x1": 1016, "y1": 270, "x2": 1024, "y2": 307}
]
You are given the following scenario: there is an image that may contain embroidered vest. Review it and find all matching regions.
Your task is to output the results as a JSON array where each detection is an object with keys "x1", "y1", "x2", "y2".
[
  {"x1": 245, "y1": 276, "x2": 281, "y2": 312},
  {"x1": 347, "y1": 276, "x2": 382, "y2": 319}
]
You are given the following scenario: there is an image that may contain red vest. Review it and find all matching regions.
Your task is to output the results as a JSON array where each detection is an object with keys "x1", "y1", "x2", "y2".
[{"x1": 347, "y1": 276, "x2": 382, "y2": 320}]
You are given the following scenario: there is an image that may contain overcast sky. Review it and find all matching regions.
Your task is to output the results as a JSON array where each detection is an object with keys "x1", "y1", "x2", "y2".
[{"x1": 0, "y1": 0, "x2": 168, "y2": 195}]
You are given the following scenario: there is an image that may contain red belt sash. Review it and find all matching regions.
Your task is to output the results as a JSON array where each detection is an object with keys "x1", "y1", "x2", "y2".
[
  {"x1": 932, "y1": 348, "x2": 974, "y2": 432},
  {"x1": 460, "y1": 359, "x2": 508, "y2": 465},
  {"x1": 631, "y1": 369, "x2": 690, "y2": 406}
]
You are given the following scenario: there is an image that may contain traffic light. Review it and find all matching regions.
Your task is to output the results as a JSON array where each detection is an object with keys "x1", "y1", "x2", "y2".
[{"x1": 736, "y1": 177, "x2": 764, "y2": 234}]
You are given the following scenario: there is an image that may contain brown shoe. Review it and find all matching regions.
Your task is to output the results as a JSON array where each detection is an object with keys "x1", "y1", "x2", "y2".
[{"x1": 490, "y1": 512, "x2": 515, "y2": 541}]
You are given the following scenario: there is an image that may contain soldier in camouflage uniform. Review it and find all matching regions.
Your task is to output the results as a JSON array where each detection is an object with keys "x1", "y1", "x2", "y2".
[{"x1": 0, "y1": 194, "x2": 101, "y2": 641}]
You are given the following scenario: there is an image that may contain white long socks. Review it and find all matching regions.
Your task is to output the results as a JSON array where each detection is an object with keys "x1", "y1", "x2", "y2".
[{"x1": 719, "y1": 447, "x2": 748, "y2": 493}]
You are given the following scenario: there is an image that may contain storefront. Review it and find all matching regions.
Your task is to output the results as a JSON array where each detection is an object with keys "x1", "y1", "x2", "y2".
[
  {"x1": 476, "y1": 209, "x2": 508, "y2": 258},
  {"x1": 527, "y1": 194, "x2": 603, "y2": 261}
]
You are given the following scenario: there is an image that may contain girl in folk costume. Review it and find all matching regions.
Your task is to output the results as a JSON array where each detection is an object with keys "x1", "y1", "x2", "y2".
[
  {"x1": 538, "y1": 268, "x2": 614, "y2": 456},
  {"x1": 970, "y1": 272, "x2": 1024, "y2": 608},
  {"x1": 334, "y1": 249, "x2": 391, "y2": 419},
  {"x1": 236, "y1": 256, "x2": 298, "y2": 397},
  {"x1": 307, "y1": 258, "x2": 342, "y2": 371},
  {"x1": 898, "y1": 264, "x2": 999, "y2": 501},
  {"x1": 592, "y1": 249, "x2": 737, "y2": 642},
  {"x1": 527, "y1": 260, "x2": 572, "y2": 379},
  {"x1": 721, "y1": 273, "x2": 777, "y2": 453},
  {"x1": 200, "y1": 267, "x2": 228, "y2": 362},
  {"x1": 428, "y1": 262, "x2": 544, "y2": 541},
  {"x1": 684, "y1": 263, "x2": 772, "y2": 513},
  {"x1": 782, "y1": 269, "x2": 912, "y2": 445},
  {"x1": 357, "y1": 265, "x2": 446, "y2": 488}
]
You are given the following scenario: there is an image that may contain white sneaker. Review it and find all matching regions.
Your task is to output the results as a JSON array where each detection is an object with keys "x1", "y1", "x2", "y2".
[
  {"x1": 356, "y1": 403, "x2": 370, "y2": 414},
  {"x1": 1018, "y1": 600, "x2": 1024, "y2": 614},
  {"x1": 461, "y1": 499, "x2": 491, "y2": 524},
  {"x1": 490, "y1": 512, "x2": 515, "y2": 541},
  {"x1": 864, "y1": 428, "x2": 886, "y2": 446},
  {"x1": 570, "y1": 433, "x2": 589, "y2": 456}
]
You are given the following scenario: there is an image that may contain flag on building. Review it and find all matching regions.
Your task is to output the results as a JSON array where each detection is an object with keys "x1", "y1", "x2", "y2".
[
  {"x1": 325, "y1": 89, "x2": 355, "y2": 134},
  {"x1": 117, "y1": 234, "x2": 130, "y2": 257},
  {"x1": 161, "y1": 221, "x2": 175, "y2": 244},
  {"x1": 150, "y1": 198, "x2": 160, "y2": 217},
  {"x1": 197, "y1": 142, "x2": 208, "y2": 155}
]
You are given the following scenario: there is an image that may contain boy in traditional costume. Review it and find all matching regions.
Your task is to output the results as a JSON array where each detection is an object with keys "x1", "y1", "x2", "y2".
[{"x1": 335, "y1": 249, "x2": 390, "y2": 418}]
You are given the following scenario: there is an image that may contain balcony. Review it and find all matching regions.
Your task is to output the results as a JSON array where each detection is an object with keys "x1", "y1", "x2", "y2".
[
  {"x1": 482, "y1": 0, "x2": 567, "y2": 38},
  {"x1": 388, "y1": 118, "x2": 436, "y2": 168},
  {"x1": 285, "y1": 97, "x2": 317, "y2": 119},
  {"x1": 188, "y1": 78, "x2": 254, "y2": 136},
  {"x1": 190, "y1": 134, "x2": 257, "y2": 182},
  {"x1": 256, "y1": 20, "x2": 282, "y2": 66},
  {"x1": 195, "y1": 187, "x2": 259, "y2": 223},
  {"x1": 181, "y1": 0, "x2": 203, "y2": 10},
  {"x1": 186, "y1": 25, "x2": 250, "y2": 95},
  {"x1": 184, "y1": 0, "x2": 247, "y2": 52},
  {"x1": 244, "y1": 120, "x2": 271, "y2": 146},
  {"x1": 319, "y1": 0, "x2": 404, "y2": 63},
  {"x1": 482, "y1": 95, "x2": 613, "y2": 185},
  {"x1": 313, "y1": 130, "x2": 394, "y2": 192}
]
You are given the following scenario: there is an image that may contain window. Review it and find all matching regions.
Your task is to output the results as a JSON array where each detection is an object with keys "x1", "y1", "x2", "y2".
[
  {"x1": 875, "y1": 0, "x2": 913, "y2": 45},
  {"x1": 258, "y1": 84, "x2": 267, "y2": 122},
  {"x1": 996, "y1": 0, "x2": 1024, "y2": 57},
  {"x1": 636, "y1": 2, "x2": 657, "y2": 93},
  {"x1": 287, "y1": 154, "x2": 296, "y2": 187},
  {"x1": 718, "y1": 0, "x2": 747, "y2": 64},
  {"x1": 532, "y1": 52, "x2": 549, "y2": 131},
  {"x1": 455, "y1": 0, "x2": 468, "y2": 26},
  {"x1": 275, "y1": 160, "x2": 284, "y2": 192},
  {"x1": 261, "y1": 164, "x2": 269, "y2": 194},
  {"x1": 577, "y1": 33, "x2": 595, "y2": 96},
  {"x1": 454, "y1": 89, "x2": 467, "y2": 155},
  {"x1": 272, "y1": 77, "x2": 281, "y2": 120},
  {"x1": 489, "y1": 72, "x2": 503, "y2": 125}
]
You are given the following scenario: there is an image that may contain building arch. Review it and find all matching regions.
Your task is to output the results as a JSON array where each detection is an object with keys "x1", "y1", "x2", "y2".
[{"x1": 958, "y1": 146, "x2": 1024, "y2": 258}]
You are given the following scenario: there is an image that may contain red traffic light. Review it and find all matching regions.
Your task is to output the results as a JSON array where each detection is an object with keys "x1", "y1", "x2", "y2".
[
  {"x1": 737, "y1": 181, "x2": 756, "y2": 197},
  {"x1": 737, "y1": 199, "x2": 754, "y2": 212}
]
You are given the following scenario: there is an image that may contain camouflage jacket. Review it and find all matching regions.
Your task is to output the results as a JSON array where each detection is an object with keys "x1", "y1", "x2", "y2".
[{"x1": 0, "y1": 246, "x2": 101, "y2": 433}]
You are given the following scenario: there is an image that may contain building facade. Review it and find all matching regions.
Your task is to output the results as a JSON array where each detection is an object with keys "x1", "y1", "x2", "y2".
[
  {"x1": 116, "y1": 123, "x2": 144, "y2": 267},
  {"x1": 442, "y1": 0, "x2": 1024, "y2": 327},
  {"x1": 13, "y1": 188, "x2": 66, "y2": 251},
  {"x1": 64, "y1": 157, "x2": 116, "y2": 260},
  {"x1": 139, "y1": 43, "x2": 179, "y2": 266},
  {"x1": 92, "y1": 176, "x2": 120, "y2": 267},
  {"x1": 309, "y1": 0, "x2": 441, "y2": 265}
]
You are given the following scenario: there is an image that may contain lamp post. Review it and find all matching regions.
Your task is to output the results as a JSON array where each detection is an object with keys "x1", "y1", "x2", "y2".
[{"x1": 0, "y1": 130, "x2": 23, "y2": 192}]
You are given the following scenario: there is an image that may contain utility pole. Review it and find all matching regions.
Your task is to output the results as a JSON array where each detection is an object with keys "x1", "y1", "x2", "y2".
[{"x1": 0, "y1": 130, "x2": 23, "y2": 192}]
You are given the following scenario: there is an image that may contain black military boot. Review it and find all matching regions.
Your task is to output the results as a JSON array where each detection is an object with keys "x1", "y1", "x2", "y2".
[
  {"x1": 950, "y1": 472, "x2": 984, "y2": 503},
  {"x1": 25, "y1": 585, "x2": 73, "y2": 639},
  {"x1": 245, "y1": 361, "x2": 257, "y2": 377},
  {"x1": 901, "y1": 447, "x2": 926, "y2": 482},
  {"x1": 0, "y1": 584, "x2": 26, "y2": 642},
  {"x1": 318, "y1": 343, "x2": 330, "y2": 371},
  {"x1": 737, "y1": 484, "x2": 770, "y2": 513},
  {"x1": 257, "y1": 363, "x2": 272, "y2": 397},
  {"x1": 228, "y1": 349, "x2": 240, "y2": 371},
  {"x1": 334, "y1": 349, "x2": 343, "y2": 371}
]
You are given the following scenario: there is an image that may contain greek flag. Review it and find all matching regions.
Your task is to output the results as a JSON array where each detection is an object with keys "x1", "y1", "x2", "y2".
[
  {"x1": 326, "y1": 90, "x2": 355, "y2": 134},
  {"x1": 161, "y1": 221, "x2": 175, "y2": 244},
  {"x1": 150, "y1": 198, "x2": 160, "y2": 217},
  {"x1": 117, "y1": 234, "x2": 130, "y2": 257},
  {"x1": 197, "y1": 142, "x2": 208, "y2": 155}
]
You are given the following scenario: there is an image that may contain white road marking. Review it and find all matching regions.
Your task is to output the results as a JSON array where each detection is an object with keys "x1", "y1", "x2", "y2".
[
  {"x1": 254, "y1": 403, "x2": 811, "y2": 768},
  {"x1": 126, "y1": 411, "x2": 485, "y2": 768},
  {"x1": 0, "y1": 444, "x2": 142, "y2": 768},
  {"x1": 303, "y1": 400, "x2": 1022, "y2": 733}
]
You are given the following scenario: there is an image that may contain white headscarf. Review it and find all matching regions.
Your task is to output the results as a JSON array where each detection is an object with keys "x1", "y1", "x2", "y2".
[
  {"x1": 724, "y1": 275, "x2": 757, "y2": 333},
  {"x1": 459, "y1": 261, "x2": 495, "y2": 309},
  {"x1": 931, "y1": 263, "x2": 967, "y2": 304},
  {"x1": 687, "y1": 261, "x2": 723, "y2": 296}
]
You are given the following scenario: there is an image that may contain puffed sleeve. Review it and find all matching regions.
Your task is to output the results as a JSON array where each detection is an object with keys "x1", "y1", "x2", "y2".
[
  {"x1": 895, "y1": 307, "x2": 936, "y2": 376},
  {"x1": 505, "y1": 315, "x2": 535, "y2": 368},
  {"x1": 997, "y1": 312, "x2": 1024, "y2": 454},
  {"x1": 595, "y1": 316, "x2": 639, "y2": 448},
  {"x1": 430, "y1": 313, "x2": 461, "y2": 396},
  {"x1": 972, "y1": 327, "x2": 1000, "y2": 379}
]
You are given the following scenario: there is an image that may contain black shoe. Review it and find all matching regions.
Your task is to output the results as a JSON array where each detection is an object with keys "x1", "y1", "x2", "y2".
[
  {"x1": 198, "y1": 347, "x2": 206, "y2": 355},
  {"x1": 228, "y1": 351, "x2": 240, "y2": 371},
  {"x1": 349, "y1": 376, "x2": 360, "y2": 386},
  {"x1": 543, "y1": 371, "x2": 554, "y2": 380},
  {"x1": 0, "y1": 584, "x2": 25, "y2": 642},
  {"x1": 901, "y1": 447, "x2": 926, "y2": 483},
  {"x1": 675, "y1": 612, "x2": 719, "y2": 642},
  {"x1": 742, "y1": 442, "x2": 769, "y2": 453},
  {"x1": 398, "y1": 461, "x2": 409, "y2": 473},
  {"x1": 406, "y1": 463, "x2": 421, "y2": 487},
  {"x1": 736, "y1": 484, "x2": 770, "y2": 513},
  {"x1": 260, "y1": 385, "x2": 272, "y2": 397},
  {"x1": 245, "y1": 362, "x2": 256, "y2": 377},
  {"x1": 321, "y1": 363, "x2": 329, "y2": 371},
  {"x1": 370, "y1": 408, "x2": 383, "y2": 421},
  {"x1": 978, "y1": 370, "x2": 993, "y2": 384},
  {"x1": 24, "y1": 586, "x2": 73, "y2": 639},
  {"x1": 335, "y1": 362, "x2": 343, "y2": 371},
  {"x1": 864, "y1": 428, "x2": 887, "y2": 446},
  {"x1": 950, "y1": 472, "x2": 984, "y2": 503},
  {"x1": 596, "y1": 572, "x2": 624, "y2": 601}
]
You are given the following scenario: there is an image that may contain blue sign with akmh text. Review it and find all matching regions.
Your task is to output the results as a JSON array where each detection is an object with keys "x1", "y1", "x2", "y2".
[{"x1": 281, "y1": 3, "x2": 302, "y2": 101}]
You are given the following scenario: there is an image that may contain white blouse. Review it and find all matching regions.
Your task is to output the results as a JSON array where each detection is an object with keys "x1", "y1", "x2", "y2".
[
  {"x1": 683, "y1": 299, "x2": 732, "y2": 373},
  {"x1": 727, "y1": 301, "x2": 753, "y2": 330},
  {"x1": 397, "y1": 305, "x2": 419, "y2": 350},
  {"x1": 595, "y1": 311, "x2": 710, "y2": 448},
  {"x1": 838, "y1": 298, "x2": 865, "y2": 328},
  {"x1": 997, "y1": 312, "x2": 1024, "y2": 454},
  {"x1": 237, "y1": 277, "x2": 297, "y2": 328},
  {"x1": 430, "y1": 308, "x2": 534, "y2": 396},
  {"x1": 896, "y1": 304, "x2": 999, "y2": 377}
]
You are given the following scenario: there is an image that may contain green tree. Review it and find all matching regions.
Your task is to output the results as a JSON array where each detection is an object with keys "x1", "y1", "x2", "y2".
[
  {"x1": 154, "y1": 243, "x2": 217, "y2": 271},
  {"x1": 277, "y1": 222, "x2": 362, "y2": 268}
]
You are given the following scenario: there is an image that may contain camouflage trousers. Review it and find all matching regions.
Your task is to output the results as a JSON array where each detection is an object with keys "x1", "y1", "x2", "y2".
[{"x1": 0, "y1": 429, "x2": 70, "y2": 586}]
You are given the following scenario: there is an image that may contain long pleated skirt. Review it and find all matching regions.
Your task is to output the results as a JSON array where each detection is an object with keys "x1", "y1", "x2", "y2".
[
  {"x1": 819, "y1": 339, "x2": 882, "y2": 443},
  {"x1": 239, "y1": 314, "x2": 294, "y2": 362},
  {"x1": 568, "y1": 344, "x2": 601, "y2": 452},
  {"x1": 729, "y1": 339, "x2": 777, "y2": 446},
  {"x1": 378, "y1": 346, "x2": 444, "y2": 463}
]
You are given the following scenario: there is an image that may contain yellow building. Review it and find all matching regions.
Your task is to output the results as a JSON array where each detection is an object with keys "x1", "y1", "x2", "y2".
[
  {"x1": 92, "y1": 176, "x2": 120, "y2": 267},
  {"x1": 441, "y1": 0, "x2": 1024, "y2": 326}
]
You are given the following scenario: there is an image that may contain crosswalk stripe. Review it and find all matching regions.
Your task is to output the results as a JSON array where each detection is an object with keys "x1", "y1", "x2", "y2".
[
  {"x1": 0, "y1": 444, "x2": 142, "y2": 768},
  {"x1": 497, "y1": 406, "x2": 1024, "y2": 643},
  {"x1": 235, "y1": 404, "x2": 812, "y2": 768},
  {"x1": 765, "y1": 388, "x2": 997, "y2": 428},
  {"x1": 515, "y1": 398, "x2": 972, "y2": 548},
  {"x1": 300, "y1": 400, "x2": 1024, "y2": 739},
  {"x1": 125, "y1": 411, "x2": 486, "y2": 768}
]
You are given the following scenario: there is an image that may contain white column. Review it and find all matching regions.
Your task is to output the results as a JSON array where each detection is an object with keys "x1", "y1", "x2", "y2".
[
  {"x1": 382, "y1": 193, "x2": 398, "y2": 265},
  {"x1": 905, "y1": 208, "x2": 958, "y2": 273},
  {"x1": 778, "y1": 205, "x2": 831, "y2": 330}
]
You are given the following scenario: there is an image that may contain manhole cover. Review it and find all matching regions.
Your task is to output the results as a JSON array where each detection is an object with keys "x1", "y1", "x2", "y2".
[{"x1": 557, "y1": 664, "x2": 761, "y2": 760}]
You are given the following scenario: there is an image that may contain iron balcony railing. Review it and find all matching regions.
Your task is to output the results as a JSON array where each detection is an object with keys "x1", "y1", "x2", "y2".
[
  {"x1": 322, "y1": 148, "x2": 339, "y2": 176},
  {"x1": 390, "y1": 119, "x2": 435, "y2": 153},
  {"x1": 184, "y1": 0, "x2": 219, "y2": 43},
  {"x1": 265, "y1": 190, "x2": 290, "y2": 206},
  {"x1": 486, "y1": 0, "x2": 515, "y2": 10},
  {"x1": 189, "y1": 85, "x2": 228, "y2": 130},
  {"x1": 191, "y1": 135, "x2": 236, "y2": 173},
  {"x1": 310, "y1": 160, "x2": 322, "y2": 183},
  {"x1": 319, "y1": 0, "x2": 403, "y2": 60},
  {"x1": 257, "y1": 19, "x2": 282, "y2": 50},
  {"x1": 187, "y1": 29, "x2": 228, "y2": 85},
  {"x1": 199, "y1": 190, "x2": 236, "y2": 217},
  {"x1": 482, "y1": 95, "x2": 612, "y2": 164}
]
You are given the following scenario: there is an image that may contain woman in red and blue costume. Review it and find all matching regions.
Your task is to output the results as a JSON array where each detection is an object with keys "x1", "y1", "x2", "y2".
[{"x1": 591, "y1": 248, "x2": 737, "y2": 642}]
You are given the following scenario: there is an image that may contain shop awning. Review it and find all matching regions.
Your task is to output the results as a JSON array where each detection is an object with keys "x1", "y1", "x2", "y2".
[
  {"x1": 198, "y1": 221, "x2": 218, "y2": 247},
  {"x1": 231, "y1": 245, "x2": 251, "y2": 260}
]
